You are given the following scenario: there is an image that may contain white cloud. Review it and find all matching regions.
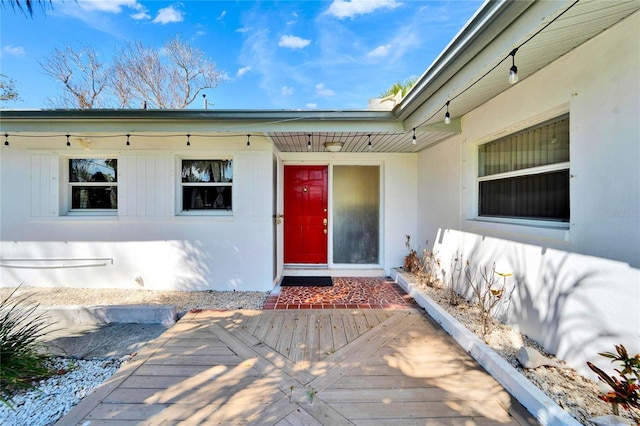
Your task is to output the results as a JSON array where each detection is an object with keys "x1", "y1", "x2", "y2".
[
  {"x1": 315, "y1": 83, "x2": 335, "y2": 97},
  {"x1": 367, "y1": 44, "x2": 391, "y2": 58},
  {"x1": 2, "y1": 45, "x2": 26, "y2": 56},
  {"x1": 131, "y1": 11, "x2": 150, "y2": 20},
  {"x1": 327, "y1": 0, "x2": 401, "y2": 19},
  {"x1": 217, "y1": 10, "x2": 226, "y2": 20},
  {"x1": 236, "y1": 66, "x2": 251, "y2": 77},
  {"x1": 278, "y1": 35, "x2": 311, "y2": 49},
  {"x1": 153, "y1": 5, "x2": 184, "y2": 24},
  {"x1": 306, "y1": 103, "x2": 318, "y2": 109},
  {"x1": 287, "y1": 12, "x2": 299, "y2": 25},
  {"x1": 77, "y1": 0, "x2": 140, "y2": 13},
  {"x1": 236, "y1": 27, "x2": 251, "y2": 33},
  {"x1": 281, "y1": 86, "x2": 294, "y2": 96}
]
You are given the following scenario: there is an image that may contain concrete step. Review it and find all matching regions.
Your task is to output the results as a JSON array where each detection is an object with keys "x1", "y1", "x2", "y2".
[{"x1": 35, "y1": 305, "x2": 177, "y2": 326}]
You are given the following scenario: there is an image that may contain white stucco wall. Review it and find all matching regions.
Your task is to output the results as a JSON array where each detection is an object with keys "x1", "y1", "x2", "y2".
[
  {"x1": 417, "y1": 13, "x2": 640, "y2": 377},
  {"x1": 0, "y1": 136, "x2": 274, "y2": 291},
  {"x1": 279, "y1": 152, "x2": 418, "y2": 275}
]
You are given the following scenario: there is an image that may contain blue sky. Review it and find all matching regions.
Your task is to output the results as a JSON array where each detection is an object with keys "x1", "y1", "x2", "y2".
[{"x1": 0, "y1": 0, "x2": 484, "y2": 110}]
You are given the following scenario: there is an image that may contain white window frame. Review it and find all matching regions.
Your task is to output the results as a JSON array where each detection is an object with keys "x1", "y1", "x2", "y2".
[
  {"x1": 65, "y1": 157, "x2": 118, "y2": 216},
  {"x1": 474, "y1": 114, "x2": 570, "y2": 229},
  {"x1": 178, "y1": 157, "x2": 234, "y2": 216}
]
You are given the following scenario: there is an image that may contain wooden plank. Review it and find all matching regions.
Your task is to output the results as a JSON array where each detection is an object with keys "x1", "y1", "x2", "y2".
[
  {"x1": 353, "y1": 311, "x2": 372, "y2": 335},
  {"x1": 243, "y1": 312, "x2": 264, "y2": 335},
  {"x1": 148, "y1": 345, "x2": 234, "y2": 357},
  {"x1": 262, "y1": 313, "x2": 285, "y2": 349},
  {"x1": 321, "y1": 387, "x2": 456, "y2": 403},
  {"x1": 277, "y1": 407, "x2": 324, "y2": 425},
  {"x1": 288, "y1": 311, "x2": 310, "y2": 368},
  {"x1": 143, "y1": 355, "x2": 243, "y2": 366},
  {"x1": 341, "y1": 312, "x2": 361, "y2": 343},
  {"x1": 304, "y1": 313, "x2": 319, "y2": 369},
  {"x1": 252, "y1": 312, "x2": 276, "y2": 341},
  {"x1": 330, "y1": 400, "x2": 514, "y2": 421},
  {"x1": 275, "y1": 312, "x2": 297, "y2": 357},
  {"x1": 329, "y1": 314, "x2": 348, "y2": 351},
  {"x1": 316, "y1": 312, "x2": 333, "y2": 357},
  {"x1": 363, "y1": 311, "x2": 382, "y2": 329}
]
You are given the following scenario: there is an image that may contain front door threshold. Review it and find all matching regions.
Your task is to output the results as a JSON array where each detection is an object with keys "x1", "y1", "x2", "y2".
[{"x1": 282, "y1": 267, "x2": 385, "y2": 277}]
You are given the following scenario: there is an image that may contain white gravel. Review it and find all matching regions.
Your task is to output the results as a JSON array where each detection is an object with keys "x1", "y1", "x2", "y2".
[
  {"x1": 0, "y1": 357, "x2": 122, "y2": 426},
  {"x1": 0, "y1": 288, "x2": 269, "y2": 426}
]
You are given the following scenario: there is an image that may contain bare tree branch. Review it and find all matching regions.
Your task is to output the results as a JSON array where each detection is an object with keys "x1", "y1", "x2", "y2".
[
  {"x1": 0, "y1": 74, "x2": 21, "y2": 103},
  {"x1": 40, "y1": 45, "x2": 110, "y2": 108},
  {"x1": 40, "y1": 37, "x2": 224, "y2": 109}
]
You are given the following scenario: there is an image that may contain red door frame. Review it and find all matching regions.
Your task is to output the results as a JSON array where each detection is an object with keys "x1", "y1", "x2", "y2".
[{"x1": 283, "y1": 165, "x2": 328, "y2": 264}]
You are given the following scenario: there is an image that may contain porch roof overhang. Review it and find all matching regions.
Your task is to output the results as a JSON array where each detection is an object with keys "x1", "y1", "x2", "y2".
[{"x1": 1, "y1": 0, "x2": 638, "y2": 153}]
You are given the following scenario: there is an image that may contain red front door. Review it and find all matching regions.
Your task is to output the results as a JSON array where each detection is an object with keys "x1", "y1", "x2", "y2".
[{"x1": 284, "y1": 165, "x2": 328, "y2": 264}]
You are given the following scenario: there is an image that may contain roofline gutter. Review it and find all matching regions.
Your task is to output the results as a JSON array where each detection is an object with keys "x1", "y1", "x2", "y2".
[
  {"x1": 0, "y1": 109, "x2": 395, "y2": 122},
  {"x1": 396, "y1": 0, "x2": 534, "y2": 125}
]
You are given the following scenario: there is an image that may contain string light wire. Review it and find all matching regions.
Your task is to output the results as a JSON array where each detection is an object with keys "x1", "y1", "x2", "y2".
[{"x1": 0, "y1": 0, "x2": 581, "y2": 147}]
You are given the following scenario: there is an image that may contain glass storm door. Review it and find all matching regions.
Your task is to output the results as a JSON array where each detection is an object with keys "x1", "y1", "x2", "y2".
[{"x1": 284, "y1": 165, "x2": 328, "y2": 264}]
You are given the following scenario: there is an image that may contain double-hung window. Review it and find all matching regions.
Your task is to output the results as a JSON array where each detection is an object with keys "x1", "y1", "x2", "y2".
[
  {"x1": 181, "y1": 159, "x2": 233, "y2": 212},
  {"x1": 69, "y1": 159, "x2": 118, "y2": 211},
  {"x1": 478, "y1": 114, "x2": 570, "y2": 223}
]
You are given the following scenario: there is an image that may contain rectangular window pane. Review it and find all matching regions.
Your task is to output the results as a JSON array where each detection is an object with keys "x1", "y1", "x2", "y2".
[
  {"x1": 183, "y1": 186, "x2": 232, "y2": 210},
  {"x1": 333, "y1": 166, "x2": 379, "y2": 264},
  {"x1": 71, "y1": 186, "x2": 118, "y2": 209},
  {"x1": 479, "y1": 170, "x2": 569, "y2": 221},
  {"x1": 182, "y1": 160, "x2": 233, "y2": 183},
  {"x1": 478, "y1": 115, "x2": 569, "y2": 177},
  {"x1": 70, "y1": 159, "x2": 117, "y2": 182}
]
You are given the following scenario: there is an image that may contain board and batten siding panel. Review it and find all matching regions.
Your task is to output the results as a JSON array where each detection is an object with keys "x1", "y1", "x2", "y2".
[
  {"x1": 30, "y1": 154, "x2": 58, "y2": 217},
  {"x1": 234, "y1": 153, "x2": 271, "y2": 220},
  {"x1": 122, "y1": 154, "x2": 174, "y2": 217}
]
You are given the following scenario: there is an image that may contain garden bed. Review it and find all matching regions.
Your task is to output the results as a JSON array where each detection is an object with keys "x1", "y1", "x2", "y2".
[{"x1": 391, "y1": 269, "x2": 635, "y2": 426}]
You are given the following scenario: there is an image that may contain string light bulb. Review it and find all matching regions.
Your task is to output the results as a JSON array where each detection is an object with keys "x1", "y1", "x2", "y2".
[
  {"x1": 509, "y1": 48, "x2": 519, "y2": 84},
  {"x1": 307, "y1": 134, "x2": 312, "y2": 150},
  {"x1": 66, "y1": 134, "x2": 71, "y2": 150},
  {"x1": 186, "y1": 133, "x2": 191, "y2": 147},
  {"x1": 368, "y1": 134, "x2": 372, "y2": 151},
  {"x1": 412, "y1": 128, "x2": 417, "y2": 145},
  {"x1": 246, "y1": 134, "x2": 251, "y2": 146},
  {"x1": 444, "y1": 101, "x2": 451, "y2": 124},
  {"x1": 4, "y1": 133, "x2": 8, "y2": 149},
  {"x1": 126, "y1": 133, "x2": 131, "y2": 149}
]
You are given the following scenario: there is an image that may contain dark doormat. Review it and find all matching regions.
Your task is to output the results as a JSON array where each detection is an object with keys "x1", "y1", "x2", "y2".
[{"x1": 280, "y1": 276, "x2": 333, "y2": 287}]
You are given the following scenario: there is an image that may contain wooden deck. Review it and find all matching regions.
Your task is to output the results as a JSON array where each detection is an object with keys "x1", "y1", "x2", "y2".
[{"x1": 59, "y1": 309, "x2": 537, "y2": 425}]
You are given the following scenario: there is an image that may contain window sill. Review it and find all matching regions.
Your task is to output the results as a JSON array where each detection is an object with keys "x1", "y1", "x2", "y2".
[
  {"x1": 178, "y1": 210, "x2": 233, "y2": 217},
  {"x1": 463, "y1": 218, "x2": 570, "y2": 242}
]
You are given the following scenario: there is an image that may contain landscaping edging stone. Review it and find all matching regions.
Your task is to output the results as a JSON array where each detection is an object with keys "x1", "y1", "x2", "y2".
[{"x1": 391, "y1": 269, "x2": 581, "y2": 426}]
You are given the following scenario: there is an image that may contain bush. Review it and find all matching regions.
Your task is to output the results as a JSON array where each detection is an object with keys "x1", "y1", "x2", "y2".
[
  {"x1": 587, "y1": 344, "x2": 640, "y2": 423},
  {"x1": 0, "y1": 287, "x2": 54, "y2": 408}
]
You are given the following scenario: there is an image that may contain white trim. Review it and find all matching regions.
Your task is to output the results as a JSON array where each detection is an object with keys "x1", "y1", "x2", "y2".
[{"x1": 477, "y1": 162, "x2": 569, "y2": 182}]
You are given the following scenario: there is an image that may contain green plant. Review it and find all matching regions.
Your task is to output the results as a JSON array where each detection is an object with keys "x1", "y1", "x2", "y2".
[
  {"x1": 379, "y1": 76, "x2": 418, "y2": 98},
  {"x1": 0, "y1": 287, "x2": 54, "y2": 408},
  {"x1": 464, "y1": 262, "x2": 513, "y2": 338},
  {"x1": 587, "y1": 344, "x2": 640, "y2": 422}
]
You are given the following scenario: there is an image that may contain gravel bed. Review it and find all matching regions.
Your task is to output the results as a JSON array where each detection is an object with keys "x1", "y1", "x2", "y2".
[
  {"x1": 0, "y1": 287, "x2": 269, "y2": 425},
  {"x1": 0, "y1": 287, "x2": 270, "y2": 315},
  {"x1": 400, "y1": 272, "x2": 636, "y2": 425},
  {"x1": 0, "y1": 357, "x2": 122, "y2": 426}
]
